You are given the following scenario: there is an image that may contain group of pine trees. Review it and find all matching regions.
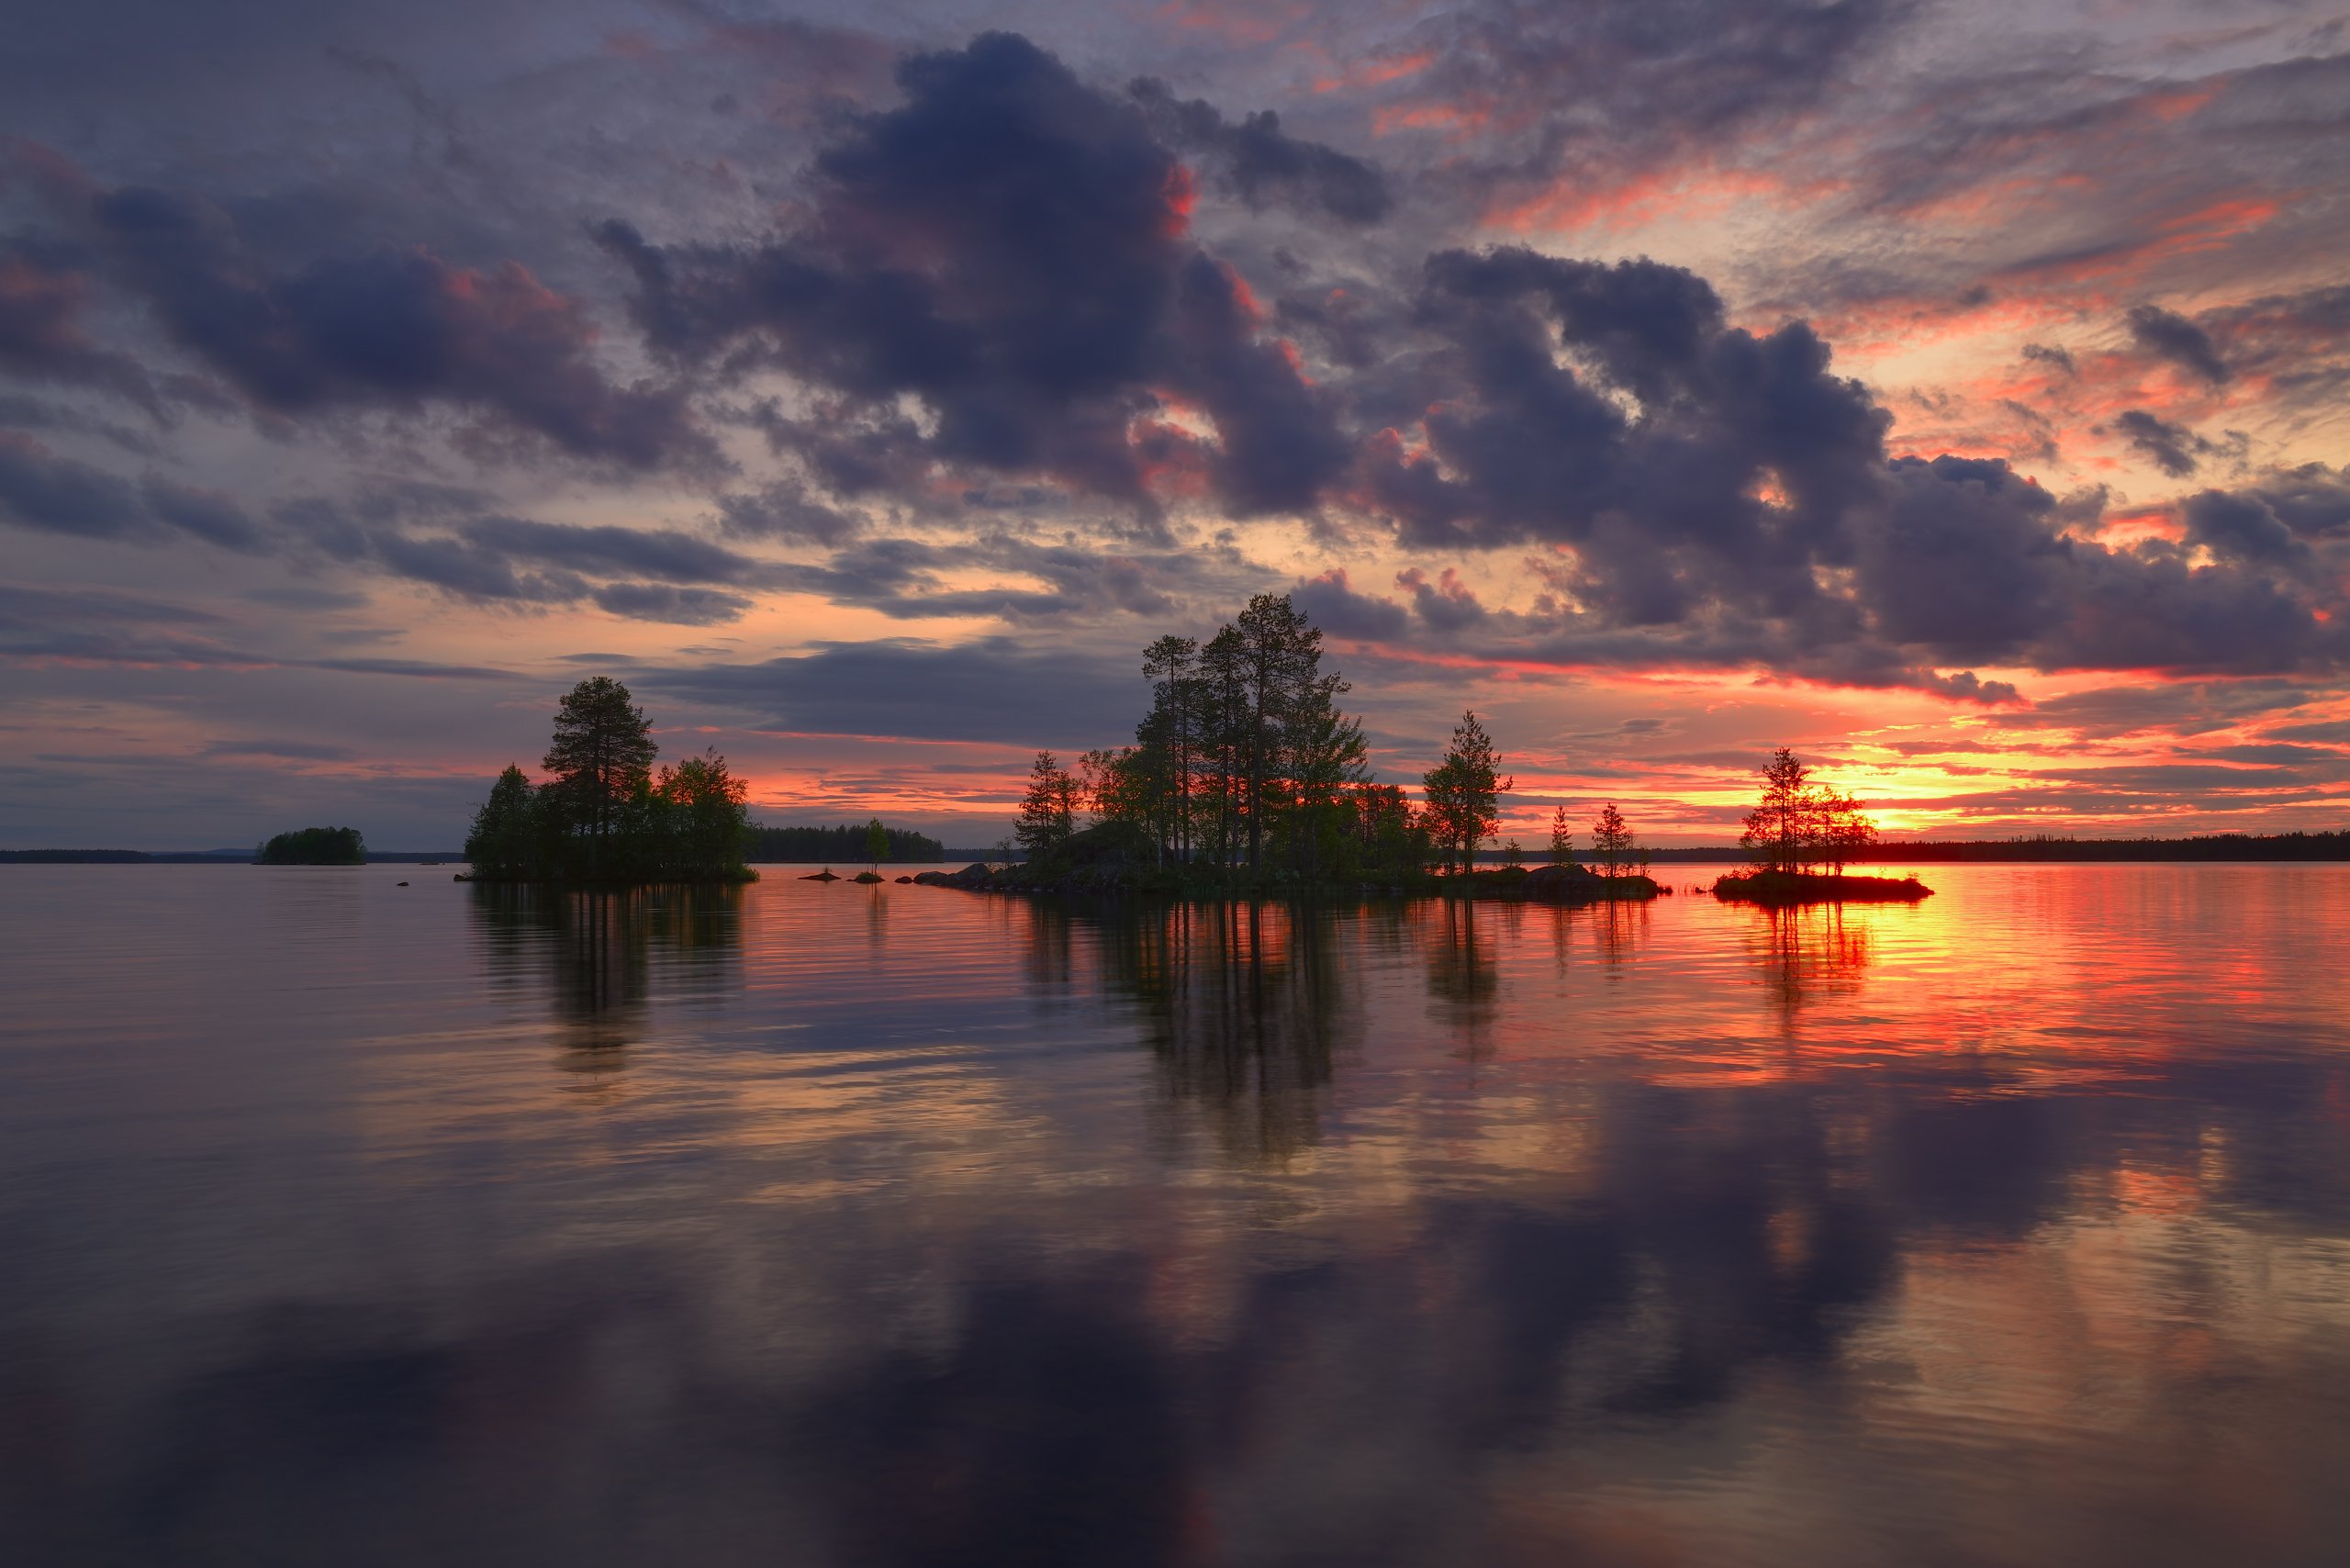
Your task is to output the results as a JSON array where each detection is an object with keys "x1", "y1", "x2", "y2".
[
  {"x1": 1739, "y1": 747, "x2": 1880, "y2": 875},
  {"x1": 1012, "y1": 592, "x2": 1650, "y2": 885},
  {"x1": 464, "y1": 678, "x2": 755, "y2": 882}
]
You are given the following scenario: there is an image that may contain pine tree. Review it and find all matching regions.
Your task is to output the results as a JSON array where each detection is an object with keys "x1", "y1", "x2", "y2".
[
  {"x1": 1140, "y1": 634, "x2": 1200, "y2": 865},
  {"x1": 1592, "y1": 801, "x2": 1634, "y2": 877},
  {"x1": 1549, "y1": 804, "x2": 1574, "y2": 866},
  {"x1": 1740, "y1": 746, "x2": 1811, "y2": 874},
  {"x1": 464, "y1": 765, "x2": 541, "y2": 879},
  {"x1": 1015, "y1": 752, "x2": 1080, "y2": 857},
  {"x1": 542, "y1": 677, "x2": 658, "y2": 878},
  {"x1": 1422, "y1": 711, "x2": 1512, "y2": 875}
]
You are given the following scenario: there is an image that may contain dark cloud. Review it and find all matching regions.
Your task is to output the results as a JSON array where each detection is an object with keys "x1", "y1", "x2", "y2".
[
  {"x1": 1128, "y1": 77, "x2": 1393, "y2": 224},
  {"x1": 2211, "y1": 464, "x2": 2350, "y2": 542},
  {"x1": 0, "y1": 581, "x2": 224, "y2": 629},
  {"x1": 2194, "y1": 285, "x2": 2350, "y2": 408},
  {"x1": 589, "y1": 582, "x2": 754, "y2": 624},
  {"x1": 9, "y1": 155, "x2": 715, "y2": 471},
  {"x1": 2127, "y1": 303, "x2": 2232, "y2": 386},
  {"x1": 634, "y1": 636, "x2": 1147, "y2": 746},
  {"x1": 1379, "y1": 0, "x2": 1898, "y2": 205},
  {"x1": 0, "y1": 238, "x2": 161, "y2": 408},
  {"x1": 0, "y1": 432, "x2": 263, "y2": 549},
  {"x1": 252, "y1": 493, "x2": 775, "y2": 623},
  {"x1": 2181, "y1": 488, "x2": 2305, "y2": 563},
  {"x1": 241, "y1": 586, "x2": 372, "y2": 611},
  {"x1": 1291, "y1": 567, "x2": 1409, "y2": 640},
  {"x1": 711, "y1": 481, "x2": 860, "y2": 546},
  {"x1": 1323, "y1": 248, "x2": 2344, "y2": 686},
  {"x1": 457, "y1": 516, "x2": 765, "y2": 586},
  {"x1": 2020, "y1": 342, "x2": 2076, "y2": 375},
  {"x1": 1396, "y1": 566, "x2": 1487, "y2": 631},
  {"x1": 2113, "y1": 409, "x2": 2227, "y2": 478},
  {"x1": 2266, "y1": 720, "x2": 2350, "y2": 745},
  {"x1": 595, "y1": 32, "x2": 1347, "y2": 517}
]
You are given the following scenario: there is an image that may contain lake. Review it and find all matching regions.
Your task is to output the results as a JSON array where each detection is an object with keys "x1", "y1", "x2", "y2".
[{"x1": 4, "y1": 863, "x2": 2348, "y2": 1566}]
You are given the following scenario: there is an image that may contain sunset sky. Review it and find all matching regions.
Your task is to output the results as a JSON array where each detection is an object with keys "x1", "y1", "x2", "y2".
[{"x1": 5, "y1": 0, "x2": 2347, "y2": 848}]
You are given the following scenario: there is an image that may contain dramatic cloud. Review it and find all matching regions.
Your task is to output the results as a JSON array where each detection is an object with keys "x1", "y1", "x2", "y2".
[
  {"x1": 7, "y1": 155, "x2": 712, "y2": 469},
  {"x1": 595, "y1": 32, "x2": 1347, "y2": 516},
  {"x1": 6, "y1": 7, "x2": 2349, "y2": 843}
]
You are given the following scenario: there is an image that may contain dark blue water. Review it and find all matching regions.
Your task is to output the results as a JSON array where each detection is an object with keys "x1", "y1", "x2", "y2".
[{"x1": 4, "y1": 863, "x2": 2349, "y2": 1565}]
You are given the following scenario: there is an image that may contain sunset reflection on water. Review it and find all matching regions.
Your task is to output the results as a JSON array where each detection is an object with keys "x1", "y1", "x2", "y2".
[{"x1": 3, "y1": 863, "x2": 2349, "y2": 1565}]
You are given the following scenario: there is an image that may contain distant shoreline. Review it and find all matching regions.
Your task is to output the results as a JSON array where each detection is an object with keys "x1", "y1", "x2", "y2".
[
  {"x1": 8, "y1": 829, "x2": 2347, "y2": 866},
  {"x1": 0, "y1": 850, "x2": 464, "y2": 865}
]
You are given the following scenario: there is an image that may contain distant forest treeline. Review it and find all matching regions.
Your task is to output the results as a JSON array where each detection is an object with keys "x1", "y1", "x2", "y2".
[
  {"x1": 748, "y1": 824, "x2": 945, "y2": 863},
  {"x1": 1870, "y1": 831, "x2": 2350, "y2": 862}
]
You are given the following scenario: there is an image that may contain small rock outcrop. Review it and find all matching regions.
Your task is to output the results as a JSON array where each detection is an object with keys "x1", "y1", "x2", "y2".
[{"x1": 913, "y1": 863, "x2": 1000, "y2": 889}]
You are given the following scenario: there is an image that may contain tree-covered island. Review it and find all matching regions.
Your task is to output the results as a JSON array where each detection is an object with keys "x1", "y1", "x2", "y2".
[
  {"x1": 256, "y1": 825, "x2": 366, "y2": 865},
  {"x1": 1711, "y1": 749, "x2": 1931, "y2": 903},
  {"x1": 463, "y1": 677, "x2": 757, "y2": 884},
  {"x1": 913, "y1": 592, "x2": 1662, "y2": 903}
]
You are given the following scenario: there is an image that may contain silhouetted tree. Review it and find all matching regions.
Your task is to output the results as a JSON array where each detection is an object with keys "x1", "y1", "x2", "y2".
[
  {"x1": 1591, "y1": 801, "x2": 1635, "y2": 877},
  {"x1": 1549, "y1": 804, "x2": 1574, "y2": 866},
  {"x1": 865, "y1": 816, "x2": 889, "y2": 874},
  {"x1": 1740, "y1": 747, "x2": 1812, "y2": 874},
  {"x1": 1347, "y1": 781, "x2": 1431, "y2": 882},
  {"x1": 1233, "y1": 593, "x2": 1323, "y2": 875},
  {"x1": 1738, "y1": 749, "x2": 1881, "y2": 876},
  {"x1": 543, "y1": 677, "x2": 657, "y2": 879},
  {"x1": 654, "y1": 749, "x2": 753, "y2": 879},
  {"x1": 464, "y1": 767, "x2": 542, "y2": 879},
  {"x1": 1140, "y1": 634, "x2": 1201, "y2": 863},
  {"x1": 1820, "y1": 790, "x2": 1878, "y2": 874},
  {"x1": 1016, "y1": 751, "x2": 1081, "y2": 857},
  {"x1": 464, "y1": 689, "x2": 750, "y2": 883},
  {"x1": 1422, "y1": 711, "x2": 1511, "y2": 874}
]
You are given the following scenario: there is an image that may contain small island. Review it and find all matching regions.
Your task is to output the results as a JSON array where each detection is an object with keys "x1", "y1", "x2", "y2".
[
  {"x1": 256, "y1": 826, "x2": 367, "y2": 865},
  {"x1": 1710, "y1": 749, "x2": 1933, "y2": 904},
  {"x1": 901, "y1": 592, "x2": 1663, "y2": 902},
  {"x1": 1711, "y1": 869, "x2": 1932, "y2": 903},
  {"x1": 461, "y1": 678, "x2": 757, "y2": 885}
]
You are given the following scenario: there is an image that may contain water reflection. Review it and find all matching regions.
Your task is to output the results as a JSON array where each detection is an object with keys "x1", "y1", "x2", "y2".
[
  {"x1": 1091, "y1": 901, "x2": 1351, "y2": 1164},
  {"x1": 1741, "y1": 903, "x2": 1874, "y2": 1018},
  {"x1": 8, "y1": 867, "x2": 2350, "y2": 1565},
  {"x1": 468, "y1": 882, "x2": 745, "y2": 1057}
]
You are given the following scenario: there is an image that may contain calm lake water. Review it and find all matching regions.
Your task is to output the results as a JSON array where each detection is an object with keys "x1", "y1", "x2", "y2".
[{"x1": 4, "y1": 863, "x2": 2349, "y2": 1566}]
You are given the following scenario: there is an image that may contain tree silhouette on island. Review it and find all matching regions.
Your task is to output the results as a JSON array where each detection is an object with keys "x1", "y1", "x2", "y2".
[
  {"x1": 920, "y1": 591, "x2": 1662, "y2": 903},
  {"x1": 463, "y1": 678, "x2": 757, "y2": 884},
  {"x1": 255, "y1": 825, "x2": 365, "y2": 865},
  {"x1": 1712, "y1": 748, "x2": 1931, "y2": 903}
]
